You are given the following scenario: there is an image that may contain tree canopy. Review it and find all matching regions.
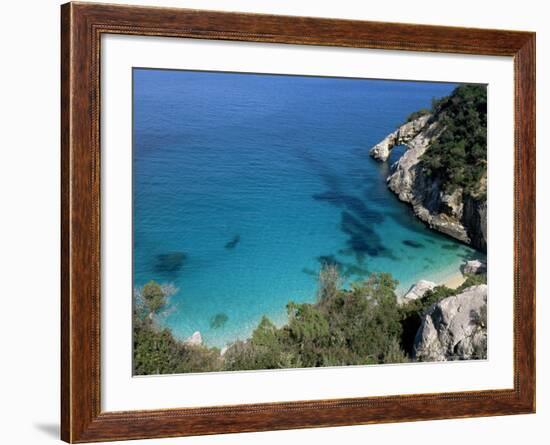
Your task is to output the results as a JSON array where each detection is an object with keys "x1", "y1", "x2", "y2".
[
  {"x1": 133, "y1": 268, "x2": 487, "y2": 375},
  {"x1": 420, "y1": 84, "x2": 487, "y2": 197}
]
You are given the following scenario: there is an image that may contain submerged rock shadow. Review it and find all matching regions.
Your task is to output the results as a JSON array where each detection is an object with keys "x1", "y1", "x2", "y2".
[
  {"x1": 339, "y1": 211, "x2": 397, "y2": 262},
  {"x1": 210, "y1": 313, "x2": 229, "y2": 329},
  {"x1": 297, "y1": 145, "x2": 401, "y2": 278},
  {"x1": 314, "y1": 254, "x2": 370, "y2": 281},
  {"x1": 402, "y1": 239, "x2": 424, "y2": 249},
  {"x1": 154, "y1": 251, "x2": 187, "y2": 274},
  {"x1": 224, "y1": 235, "x2": 241, "y2": 249}
]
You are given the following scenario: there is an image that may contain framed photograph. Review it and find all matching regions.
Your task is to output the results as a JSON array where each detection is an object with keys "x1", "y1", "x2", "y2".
[{"x1": 61, "y1": 2, "x2": 535, "y2": 442}]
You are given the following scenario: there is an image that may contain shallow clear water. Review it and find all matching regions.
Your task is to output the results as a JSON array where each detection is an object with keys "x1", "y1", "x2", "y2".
[{"x1": 133, "y1": 69, "x2": 484, "y2": 347}]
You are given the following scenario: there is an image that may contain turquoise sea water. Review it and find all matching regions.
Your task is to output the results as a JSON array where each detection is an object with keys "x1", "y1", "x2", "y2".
[{"x1": 133, "y1": 69, "x2": 484, "y2": 348}]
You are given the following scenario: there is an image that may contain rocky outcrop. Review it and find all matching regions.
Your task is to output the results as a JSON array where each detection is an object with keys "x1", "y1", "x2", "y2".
[
  {"x1": 369, "y1": 114, "x2": 431, "y2": 161},
  {"x1": 185, "y1": 331, "x2": 202, "y2": 346},
  {"x1": 368, "y1": 114, "x2": 487, "y2": 252},
  {"x1": 463, "y1": 195, "x2": 487, "y2": 251},
  {"x1": 413, "y1": 285, "x2": 487, "y2": 361},
  {"x1": 400, "y1": 280, "x2": 436, "y2": 305},
  {"x1": 463, "y1": 259, "x2": 487, "y2": 275}
]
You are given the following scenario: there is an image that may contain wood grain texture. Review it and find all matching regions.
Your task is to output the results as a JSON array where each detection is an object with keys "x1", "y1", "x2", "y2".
[{"x1": 60, "y1": 2, "x2": 536, "y2": 442}]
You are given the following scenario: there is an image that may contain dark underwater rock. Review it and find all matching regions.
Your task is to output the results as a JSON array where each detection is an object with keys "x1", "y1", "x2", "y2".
[
  {"x1": 402, "y1": 239, "x2": 424, "y2": 249},
  {"x1": 210, "y1": 313, "x2": 229, "y2": 329},
  {"x1": 225, "y1": 235, "x2": 240, "y2": 249},
  {"x1": 154, "y1": 251, "x2": 186, "y2": 273}
]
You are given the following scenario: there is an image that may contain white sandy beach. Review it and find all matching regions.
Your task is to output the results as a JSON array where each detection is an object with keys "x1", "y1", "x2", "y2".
[{"x1": 439, "y1": 270, "x2": 467, "y2": 289}]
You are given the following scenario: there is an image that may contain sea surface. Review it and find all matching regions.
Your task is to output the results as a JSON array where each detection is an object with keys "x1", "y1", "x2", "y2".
[{"x1": 133, "y1": 69, "x2": 485, "y2": 348}]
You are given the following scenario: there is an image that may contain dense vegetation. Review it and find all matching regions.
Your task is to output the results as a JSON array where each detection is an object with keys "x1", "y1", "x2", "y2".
[
  {"x1": 133, "y1": 281, "x2": 222, "y2": 375},
  {"x1": 133, "y1": 268, "x2": 487, "y2": 375},
  {"x1": 224, "y1": 270, "x2": 406, "y2": 370},
  {"x1": 419, "y1": 84, "x2": 487, "y2": 197}
]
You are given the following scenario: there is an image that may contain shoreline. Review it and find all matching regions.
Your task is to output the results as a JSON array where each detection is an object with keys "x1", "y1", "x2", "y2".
[
  {"x1": 202, "y1": 264, "x2": 471, "y2": 348},
  {"x1": 395, "y1": 260, "x2": 469, "y2": 296},
  {"x1": 439, "y1": 270, "x2": 467, "y2": 289}
]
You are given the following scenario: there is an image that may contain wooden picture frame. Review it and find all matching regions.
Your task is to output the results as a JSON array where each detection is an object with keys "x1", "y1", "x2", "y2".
[{"x1": 61, "y1": 2, "x2": 535, "y2": 442}]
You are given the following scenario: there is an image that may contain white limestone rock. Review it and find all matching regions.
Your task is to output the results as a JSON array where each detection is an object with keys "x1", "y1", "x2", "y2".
[
  {"x1": 369, "y1": 114, "x2": 431, "y2": 162},
  {"x1": 463, "y1": 259, "x2": 487, "y2": 275},
  {"x1": 413, "y1": 285, "x2": 487, "y2": 362},
  {"x1": 385, "y1": 119, "x2": 485, "y2": 249},
  {"x1": 400, "y1": 280, "x2": 437, "y2": 305},
  {"x1": 185, "y1": 331, "x2": 202, "y2": 346},
  {"x1": 369, "y1": 106, "x2": 487, "y2": 252}
]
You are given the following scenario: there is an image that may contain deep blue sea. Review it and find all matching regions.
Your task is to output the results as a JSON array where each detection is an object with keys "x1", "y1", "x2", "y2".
[{"x1": 133, "y1": 69, "x2": 484, "y2": 348}]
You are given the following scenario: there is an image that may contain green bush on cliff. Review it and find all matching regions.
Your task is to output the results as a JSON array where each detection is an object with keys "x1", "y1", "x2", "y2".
[
  {"x1": 133, "y1": 282, "x2": 222, "y2": 375},
  {"x1": 133, "y1": 270, "x2": 487, "y2": 374},
  {"x1": 458, "y1": 273, "x2": 487, "y2": 290},
  {"x1": 141, "y1": 280, "x2": 167, "y2": 313},
  {"x1": 420, "y1": 84, "x2": 487, "y2": 197},
  {"x1": 133, "y1": 314, "x2": 223, "y2": 375},
  {"x1": 223, "y1": 271, "x2": 406, "y2": 369}
]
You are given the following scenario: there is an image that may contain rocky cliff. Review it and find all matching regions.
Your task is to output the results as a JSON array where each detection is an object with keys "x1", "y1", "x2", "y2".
[
  {"x1": 399, "y1": 279, "x2": 436, "y2": 305},
  {"x1": 369, "y1": 114, "x2": 431, "y2": 162},
  {"x1": 368, "y1": 94, "x2": 487, "y2": 252},
  {"x1": 413, "y1": 284, "x2": 487, "y2": 361}
]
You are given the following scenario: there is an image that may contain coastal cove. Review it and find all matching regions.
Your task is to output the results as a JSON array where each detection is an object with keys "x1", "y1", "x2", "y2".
[{"x1": 133, "y1": 69, "x2": 486, "y2": 349}]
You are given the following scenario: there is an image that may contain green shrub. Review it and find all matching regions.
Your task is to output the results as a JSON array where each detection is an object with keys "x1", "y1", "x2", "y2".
[
  {"x1": 420, "y1": 84, "x2": 487, "y2": 196},
  {"x1": 133, "y1": 281, "x2": 222, "y2": 375},
  {"x1": 457, "y1": 273, "x2": 487, "y2": 291},
  {"x1": 133, "y1": 269, "x2": 486, "y2": 373},
  {"x1": 223, "y1": 270, "x2": 406, "y2": 369},
  {"x1": 141, "y1": 280, "x2": 167, "y2": 314}
]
